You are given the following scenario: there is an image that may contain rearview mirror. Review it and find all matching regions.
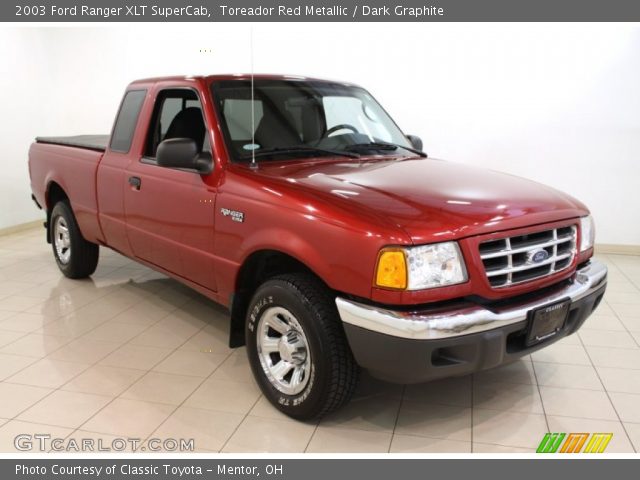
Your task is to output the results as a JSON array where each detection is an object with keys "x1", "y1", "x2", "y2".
[
  {"x1": 156, "y1": 138, "x2": 212, "y2": 174},
  {"x1": 406, "y1": 135, "x2": 423, "y2": 152}
]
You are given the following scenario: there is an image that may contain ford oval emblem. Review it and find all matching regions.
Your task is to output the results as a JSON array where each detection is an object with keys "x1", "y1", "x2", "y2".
[{"x1": 528, "y1": 249, "x2": 549, "y2": 264}]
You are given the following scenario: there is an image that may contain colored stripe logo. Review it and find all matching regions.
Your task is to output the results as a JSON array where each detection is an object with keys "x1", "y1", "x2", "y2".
[
  {"x1": 537, "y1": 433, "x2": 613, "y2": 453},
  {"x1": 537, "y1": 433, "x2": 565, "y2": 453},
  {"x1": 583, "y1": 433, "x2": 614, "y2": 453}
]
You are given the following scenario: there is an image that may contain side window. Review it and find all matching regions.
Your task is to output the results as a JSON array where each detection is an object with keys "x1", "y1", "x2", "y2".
[
  {"x1": 145, "y1": 89, "x2": 209, "y2": 158},
  {"x1": 110, "y1": 90, "x2": 146, "y2": 153},
  {"x1": 158, "y1": 98, "x2": 182, "y2": 138}
]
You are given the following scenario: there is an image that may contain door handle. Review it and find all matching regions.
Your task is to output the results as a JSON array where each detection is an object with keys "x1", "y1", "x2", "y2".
[{"x1": 128, "y1": 176, "x2": 141, "y2": 190}]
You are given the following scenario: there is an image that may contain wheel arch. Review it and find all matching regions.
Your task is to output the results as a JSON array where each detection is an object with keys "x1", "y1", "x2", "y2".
[
  {"x1": 44, "y1": 181, "x2": 70, "y2": 243},
  {"x1": 228, "y1": 249, "x2": 332, "y2": 348}
]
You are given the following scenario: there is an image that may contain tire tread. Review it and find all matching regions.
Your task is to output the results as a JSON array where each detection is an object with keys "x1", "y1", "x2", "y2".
[
  {"x1": 51, "y1": 201, "x2": 99, "y2": 279},
  {"x1": 267, "y1": 273, "x2": 359, "y2": 419}
]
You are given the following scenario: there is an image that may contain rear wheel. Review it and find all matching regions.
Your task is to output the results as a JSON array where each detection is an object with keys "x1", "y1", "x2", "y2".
[
  {"x1": 50, "y1": 201, "x2": 99, "y2": 279},
  {"x1": 246, "y1": 273, "x2": 359, "y2": 420}
]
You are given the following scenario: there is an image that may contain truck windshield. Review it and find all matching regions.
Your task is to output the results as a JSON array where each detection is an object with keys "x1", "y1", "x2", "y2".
[{"x1": 211, "y1": 79, "x2": 413, "y2": 162}]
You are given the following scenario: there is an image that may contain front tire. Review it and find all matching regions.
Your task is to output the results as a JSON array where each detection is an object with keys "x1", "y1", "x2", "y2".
[
  {"x1": 246, "y1": 274, "x2": 359, "y2": 420},
  {"x1": 50, "y1": 201, "x2": 99, "y2": 279}
]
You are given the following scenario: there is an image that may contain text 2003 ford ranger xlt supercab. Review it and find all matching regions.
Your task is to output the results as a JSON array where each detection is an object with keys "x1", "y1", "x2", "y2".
[{"x1": 29, "y1": 75, "x2": 607, "y2": 419}]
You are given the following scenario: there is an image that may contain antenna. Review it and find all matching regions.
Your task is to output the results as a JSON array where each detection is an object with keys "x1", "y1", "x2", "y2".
[{"x1": 249, "y1": 26, "x2": 258, "y2": 170}]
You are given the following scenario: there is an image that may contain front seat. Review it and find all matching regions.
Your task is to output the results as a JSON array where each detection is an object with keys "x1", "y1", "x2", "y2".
[
  {"x1": 254, "y1": 107, "x2": 301, "y2": 149},
  {"x1": 164, "y1": 107, "x2": 206, "y2": 152}
]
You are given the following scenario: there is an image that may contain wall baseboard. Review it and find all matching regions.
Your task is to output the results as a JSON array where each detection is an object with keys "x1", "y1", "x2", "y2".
[
  {"x1": 595, "y1": 243, "x2": 640, "y2": 256},
  {"x1": 0, "y1": 220, "x2": 43, "y2": 237}
]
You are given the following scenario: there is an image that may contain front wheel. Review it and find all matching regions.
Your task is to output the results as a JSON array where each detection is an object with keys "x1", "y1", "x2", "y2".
[
  {"x1": 50, "y1": 201, "x2": 99, "y2": 279},
  {"x1": 246, "y1": 274, "x2": 359, "y2": 420}
]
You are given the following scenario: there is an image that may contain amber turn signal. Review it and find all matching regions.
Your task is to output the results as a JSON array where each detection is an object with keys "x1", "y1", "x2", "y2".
[{"x1": 375, "y1": 249, "x2": 408, "y2": 290}]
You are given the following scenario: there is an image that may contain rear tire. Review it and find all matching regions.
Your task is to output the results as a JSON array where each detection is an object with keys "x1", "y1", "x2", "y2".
[
  {"x1": 50, "y1": 201, "x2": 99, "y2": 279},
  {"x1": 245, "y1": 273, "x2": 359, "y2": 420}
]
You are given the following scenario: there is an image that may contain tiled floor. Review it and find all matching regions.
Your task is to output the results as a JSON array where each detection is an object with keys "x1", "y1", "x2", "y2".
[{"x1": 0, "y1": 227, "x2": 639, "y2": 453}]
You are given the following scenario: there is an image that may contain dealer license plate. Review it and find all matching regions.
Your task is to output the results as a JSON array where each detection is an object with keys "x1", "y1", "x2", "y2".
[{"x1": 526, "y1": 299, "x2": 571, "y2": 346}]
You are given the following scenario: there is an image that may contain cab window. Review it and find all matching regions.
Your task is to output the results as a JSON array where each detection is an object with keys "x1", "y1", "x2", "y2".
[
  {"x1": 110, "y1": 89, "x2": 146, "y2": 153},
  {"x1": 145, "y1": 89, "x2": 210, "y2": 158}
]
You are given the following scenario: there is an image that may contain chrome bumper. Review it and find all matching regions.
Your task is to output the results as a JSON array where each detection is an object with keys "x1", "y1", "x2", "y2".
[{"x1": 336, "y1": 259, "x2": 607, "y2": 340}]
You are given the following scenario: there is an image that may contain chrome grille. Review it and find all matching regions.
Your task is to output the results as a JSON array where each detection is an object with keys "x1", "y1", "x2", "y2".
[{"x1": 479, "y1": 225, "x2": 577, "y2": 288}]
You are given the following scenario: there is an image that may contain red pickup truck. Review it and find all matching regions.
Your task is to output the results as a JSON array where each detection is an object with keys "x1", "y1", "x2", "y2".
[{"x1": 28, "y1": 75, "x2": 607, "y2": 420}]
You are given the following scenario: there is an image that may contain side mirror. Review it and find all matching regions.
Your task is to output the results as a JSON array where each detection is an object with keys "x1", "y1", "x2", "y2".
[
  {"x1": 406, "y1": 135, "x2": 423, "y2": 152},
  {"x1": 407, "y1": 135, "x2": 422, "y2": 151},
  {"x1": 156, "y1": 138, "x2": 212, "y2": 174}
]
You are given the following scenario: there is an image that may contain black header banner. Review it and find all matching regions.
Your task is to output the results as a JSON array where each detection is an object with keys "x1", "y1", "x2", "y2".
[{"x1": 3, "y1": 0, "x2": 640, "y2": 22}]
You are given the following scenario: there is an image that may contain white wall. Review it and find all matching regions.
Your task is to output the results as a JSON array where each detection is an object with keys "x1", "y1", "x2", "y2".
[
  {"x1": 0, "y1": 28, "x2": 49, "y2": 228},
  {"x1": 1, "y1": 23, "x2": 638, "y2": 245}
]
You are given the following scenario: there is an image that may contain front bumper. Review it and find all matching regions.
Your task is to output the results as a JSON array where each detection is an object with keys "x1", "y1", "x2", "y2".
[{"x1": 336, "y1": 259, "x2": 607, "y2": 383}]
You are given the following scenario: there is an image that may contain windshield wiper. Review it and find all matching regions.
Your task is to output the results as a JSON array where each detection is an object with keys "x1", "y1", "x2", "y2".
[
  {"x1": 345, "y1": 142, "x2": 427, "y2": 158},
  {"x1": 241, "y1": 146, "x2": 360, "y2": 161}
]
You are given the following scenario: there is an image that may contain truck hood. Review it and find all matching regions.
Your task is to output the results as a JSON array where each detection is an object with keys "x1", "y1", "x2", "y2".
[{"x1": 251, "y1": 156, "x2": 588, "y2": 244}]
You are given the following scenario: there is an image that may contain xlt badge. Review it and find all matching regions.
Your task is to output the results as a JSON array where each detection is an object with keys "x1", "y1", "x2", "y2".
[{"x1": 220, "y1": 208, "x2": 244, "y2": 223}]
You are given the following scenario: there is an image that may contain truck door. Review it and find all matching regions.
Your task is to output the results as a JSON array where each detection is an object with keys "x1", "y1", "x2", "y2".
[
  {"x1": 123, "y1": 87, "x2": 218, "y2": 292},
  {"x1": 97, "y1": 89, "x2": 147, "y2": 257}
]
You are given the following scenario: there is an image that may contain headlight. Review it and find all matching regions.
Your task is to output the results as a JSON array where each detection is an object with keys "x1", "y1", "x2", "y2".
[
  {"x1": 375, "y1": 242, "x2": 467, "y2": 290},
  {"x1": 580, "y1": 215, "x2": 595, "y2": 252}
]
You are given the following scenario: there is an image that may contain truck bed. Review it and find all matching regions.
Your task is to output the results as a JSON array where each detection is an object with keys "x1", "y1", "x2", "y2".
[
  {"x1": 35, "y1": 135, "x2": 109, "y2": 152},
  {"x1": 29, "y1": 136, "x2": 106, "y2": 246}
]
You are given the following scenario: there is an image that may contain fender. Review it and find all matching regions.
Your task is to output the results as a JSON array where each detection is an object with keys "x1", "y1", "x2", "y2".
[
  {"x1": 238, "y1": 227, "x2": 333, "y2": 289},
  {"x1": 222, "y1": 227, "x2": 342, "y2": 349},
  {"x1": 35, "y1": 143, "x2": 105, "y2": 245}
]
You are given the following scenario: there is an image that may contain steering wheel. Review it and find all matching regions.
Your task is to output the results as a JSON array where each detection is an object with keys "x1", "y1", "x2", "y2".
[{"x1": 322, "y1": 124, "x2": 359, "y2": 138}]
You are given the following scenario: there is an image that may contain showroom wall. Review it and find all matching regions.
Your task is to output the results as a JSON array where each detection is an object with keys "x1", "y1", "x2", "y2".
[{"x1": 1, "y1": 24, "x2": 638, "y2": 245}]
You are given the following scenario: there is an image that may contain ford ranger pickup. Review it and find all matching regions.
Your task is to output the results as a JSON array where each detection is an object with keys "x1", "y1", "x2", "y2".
[{"x1": 28, "y1": 75, "x2": 607, "y2": 419}]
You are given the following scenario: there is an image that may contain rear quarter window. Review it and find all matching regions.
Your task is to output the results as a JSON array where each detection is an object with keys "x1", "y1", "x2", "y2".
[{"x1": 110, "y1": 90, "x2": 146, "y2": 153}]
